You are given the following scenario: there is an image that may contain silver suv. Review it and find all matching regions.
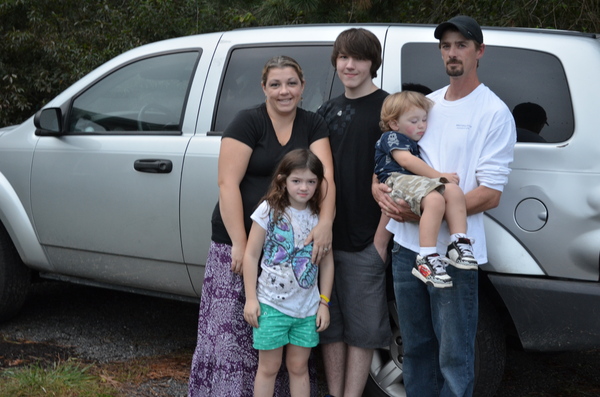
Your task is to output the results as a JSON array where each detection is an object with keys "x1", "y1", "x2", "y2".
[{"x1": 1, "y1": 24, "x2": 599, "y2": 397}]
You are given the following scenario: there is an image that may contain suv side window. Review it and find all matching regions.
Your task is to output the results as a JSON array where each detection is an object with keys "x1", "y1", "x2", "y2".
[
  {"x1": 68, "y1": 51, "x2": 200, "y2": 134},
  {"x1": 214, "y1": 45, "x2": 341, "y2": 133},
  {"x1": 401, "y1": 43, "x2": 573, "y2": 143}
]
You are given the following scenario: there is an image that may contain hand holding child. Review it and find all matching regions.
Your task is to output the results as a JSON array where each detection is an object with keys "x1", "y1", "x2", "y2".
[{"x1": 441, "y1": 172, "x2": 460, "y2": 185}]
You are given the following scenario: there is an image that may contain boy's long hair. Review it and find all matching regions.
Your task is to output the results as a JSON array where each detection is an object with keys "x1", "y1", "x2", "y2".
[
  {"x1": 379, "y1": 91, "x2": 434, "y2": 132},
  {"x1": 263, "y1": 149, "x2": 325, "y2": 222},
  {"x1": 331, "y1": 28, "x2": 382, "y2": 79}
]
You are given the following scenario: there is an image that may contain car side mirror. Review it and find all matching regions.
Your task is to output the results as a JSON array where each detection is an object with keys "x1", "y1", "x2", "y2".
[{"x1": 34, "y1": 108, "x2": 63, "y2": 136}]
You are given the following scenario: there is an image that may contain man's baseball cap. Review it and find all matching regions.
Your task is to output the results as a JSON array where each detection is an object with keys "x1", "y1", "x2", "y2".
[{"x1": 434, "y1": 15, "x2": 483, "y2": 44}]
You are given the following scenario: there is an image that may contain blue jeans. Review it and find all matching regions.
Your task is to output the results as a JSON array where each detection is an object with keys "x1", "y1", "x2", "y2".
[{"x1": 391, "y1": 243, "x2": 478, "y2": 397}]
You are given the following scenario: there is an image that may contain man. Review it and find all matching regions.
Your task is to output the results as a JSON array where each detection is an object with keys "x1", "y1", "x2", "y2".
[
  {"x1": 381, "y1": 16, "x2": 516, "y2": 396},
  {"x1": 317, "y1": 28, "x2": 391, "y2": 397}
]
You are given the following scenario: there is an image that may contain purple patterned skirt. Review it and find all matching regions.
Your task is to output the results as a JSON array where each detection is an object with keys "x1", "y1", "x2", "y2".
[{"x1": 188, "y1": 241, "x2": 319, "y2": 397}]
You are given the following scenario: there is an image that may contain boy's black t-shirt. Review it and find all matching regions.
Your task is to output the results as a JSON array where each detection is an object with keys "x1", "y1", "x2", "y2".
[{"x1": 317, "y1": 89, "x2": 389, "y2": 252}]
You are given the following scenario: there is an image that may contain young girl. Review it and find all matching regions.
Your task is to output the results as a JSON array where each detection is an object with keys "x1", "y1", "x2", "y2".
[
  {"x1": 374, "y1": 91, "x2": 478, "y2": 288},
  {"x1": 243, "y1": 149, "x2": 334, "y2": 397}
]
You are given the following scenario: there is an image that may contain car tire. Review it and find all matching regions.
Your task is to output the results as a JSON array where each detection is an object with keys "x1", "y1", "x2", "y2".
[
  {"x1": 364, "y1": 294, "x2": 506, "y2": 397},
  {"x1": 0, "y1": 224, "x2": 31, "y2": 322}
]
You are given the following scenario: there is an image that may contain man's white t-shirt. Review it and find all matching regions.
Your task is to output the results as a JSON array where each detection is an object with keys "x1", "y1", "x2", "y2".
[{"x1": 387, "y1": 83, "x2": 516, "y2": 263}]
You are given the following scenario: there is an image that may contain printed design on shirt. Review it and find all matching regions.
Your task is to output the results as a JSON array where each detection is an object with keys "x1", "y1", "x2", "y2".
[
  {"x1": 323, "y1": 104, "x2": 355, "y2": 136},
  {"x1": 386, "y1": 131, "x2": 401, "y2": 148},
  {"x1": 263, "y1": 212, "x2": 317, "y2": 289}
]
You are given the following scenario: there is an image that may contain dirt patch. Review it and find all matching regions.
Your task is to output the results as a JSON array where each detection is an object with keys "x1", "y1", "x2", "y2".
[
  {"x1": 97, "y1": 351, "x2": 192, "y2": 396},
  {"x1": 0, "y1": 337, "x2": 75, "y2": 368}
]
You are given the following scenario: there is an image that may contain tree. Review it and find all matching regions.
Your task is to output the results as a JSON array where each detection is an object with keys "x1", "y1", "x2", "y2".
[{"x1": 1, "y1": 0, "x2": 598, "y2": 127}]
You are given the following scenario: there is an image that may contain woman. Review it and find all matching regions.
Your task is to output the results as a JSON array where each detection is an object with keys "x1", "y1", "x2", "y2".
[{"x1": 188, "y1": 55, "x2": 335, "y2": 397}]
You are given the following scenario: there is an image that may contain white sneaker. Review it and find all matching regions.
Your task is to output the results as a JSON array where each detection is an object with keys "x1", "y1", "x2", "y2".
[{"x1": 412, "y1": 254, "x2": 453, "y2": 288}]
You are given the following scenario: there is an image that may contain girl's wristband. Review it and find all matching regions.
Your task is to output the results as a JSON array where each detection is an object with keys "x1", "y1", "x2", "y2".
[
  {"x1": 320, "y1": 294, "x2": 331, "y2": 306},
  {"x1": 319, "y1": 301, "x2": 330, "y2": 308}
]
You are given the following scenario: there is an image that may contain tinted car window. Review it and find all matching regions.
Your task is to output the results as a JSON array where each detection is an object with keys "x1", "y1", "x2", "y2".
[
  {"x1": 401, "y1": 43, "x2": 573, "y2": 143},
  {"x1": 214, "y1": 46, "x2": 341, "y2": 133},
  {"x1": 68, "y1": 51, "x2": 199, "y2": 134}
]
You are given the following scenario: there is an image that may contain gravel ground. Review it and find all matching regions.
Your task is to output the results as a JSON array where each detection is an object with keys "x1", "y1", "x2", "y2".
[
  {"x1": 1, "y1": 280, "x2": 599, "y2": 396},
  {"x1": 0, "y1": 281, "x2": 200, "y2": 364},
  {"x1": 0, "y1": 281, "x2": 199, "y2": 396}
]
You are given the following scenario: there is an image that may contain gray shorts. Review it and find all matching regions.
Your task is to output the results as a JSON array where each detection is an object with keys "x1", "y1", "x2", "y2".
[
  {"x1": 319, "y1": 243, "x2": 391, "y2": 349},
  {"x1": 386, "y1": 172, "x2": 447, "y2": 216}
]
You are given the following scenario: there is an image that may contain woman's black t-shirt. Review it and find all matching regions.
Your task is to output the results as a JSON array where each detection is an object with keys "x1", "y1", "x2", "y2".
[{"x1": 211, "y1": 103, "x2": 329, "y2": 244}]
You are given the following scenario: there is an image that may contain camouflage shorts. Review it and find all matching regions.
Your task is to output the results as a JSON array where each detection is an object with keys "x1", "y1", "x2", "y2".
[{"x1": 385, "y1": 173, "x2": 448, "y2": 216}]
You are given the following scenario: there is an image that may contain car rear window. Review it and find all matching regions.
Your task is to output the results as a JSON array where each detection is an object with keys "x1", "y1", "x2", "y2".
[{"x1": 401, "y1": 43, "x2": 573, "y2": 143}]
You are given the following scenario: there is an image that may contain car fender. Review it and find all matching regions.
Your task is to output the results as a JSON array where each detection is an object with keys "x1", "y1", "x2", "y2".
[
  {"x1": 482, "y1": 214, "x2": 545, "y2": 276},
  {"x1": 0, "y1": 125, "x2": 18, "y2": 137},
  {"x1": 0, "y1": 172, "x2": 51, "y2": 270}
]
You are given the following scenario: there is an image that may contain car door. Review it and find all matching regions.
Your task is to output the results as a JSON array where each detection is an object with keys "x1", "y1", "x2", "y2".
[
  {"x1": 30, "y1": 51, "x2": 201, "y2": 296},
  {"x1": 178, "y1": 27, "x2": 351, "y2": 295}
]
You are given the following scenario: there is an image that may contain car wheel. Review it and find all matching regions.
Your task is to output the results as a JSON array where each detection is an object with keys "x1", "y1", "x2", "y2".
[
  {"x1": 0, "y1": 224, "x2": 31, "y2": 322},
  {"x1": 363, "y1": 300, "x2": 406, "y2": 397},
  {"x1": 363, "y1": 294, "x2": 506, "y2": 397}
]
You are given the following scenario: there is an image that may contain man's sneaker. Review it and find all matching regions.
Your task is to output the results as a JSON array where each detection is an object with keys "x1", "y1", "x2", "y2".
[
  {"x1": 412, "y1": 254, "x2": 453, "y2": 288},
  {"x1": 446, "y1": 237, "x2": 478, "y2": 270}
]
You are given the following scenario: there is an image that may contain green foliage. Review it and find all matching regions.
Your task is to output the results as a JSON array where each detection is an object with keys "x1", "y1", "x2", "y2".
[
  {"x1": 0, "y1": 360, "x2": 116, "y2": 396},
  {"x1": 1, "y1": 0, "x2": 599, "y2": 127},
  {"x1": 0, "y1": 0, "x2": 204, "y2": 126}
]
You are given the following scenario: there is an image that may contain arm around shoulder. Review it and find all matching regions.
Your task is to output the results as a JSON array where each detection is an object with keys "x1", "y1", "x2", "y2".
[{"x1": 307, "y1": 137, "x2": 335, "y2": 262}]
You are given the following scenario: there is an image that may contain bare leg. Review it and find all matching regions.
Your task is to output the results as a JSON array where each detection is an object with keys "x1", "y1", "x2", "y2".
[
  {"x1": 374, "y1": 213, "x2": 392, "y2": 263},
  {"x1": 343, "y1": 345, "x2": 374, "y2": 397},
  {"x1": 442, "y1": 184, "x2": 468, "y2": 234},
  {"x1": 255, "y1": 347, "x2": 283, "y2": 397},
  {"x1": 286, "y1": 344, "x2": 311, "y2": 397},
  {"x1": 321, "y1": 341, "x2": 346, "y2": 396},
  {"x1": 321, "y1": 342, "x2": 374, "y2": 397},
  {"x1": 419, "y1": 191, "x2": 446, "y2": 247}
]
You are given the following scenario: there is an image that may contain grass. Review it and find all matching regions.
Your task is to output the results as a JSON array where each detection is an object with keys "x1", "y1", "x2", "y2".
[
  {"x1": 0, "y1": 359, "x2": 118, "y2": 396},
  {"x1": 0, "y1": 351, "x2": 192, "y2": 396}
]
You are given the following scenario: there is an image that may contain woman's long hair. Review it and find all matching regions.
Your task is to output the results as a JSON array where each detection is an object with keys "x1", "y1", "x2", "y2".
[{"x1": 263, "y1": 149, "x2": 325, "y2": 222}]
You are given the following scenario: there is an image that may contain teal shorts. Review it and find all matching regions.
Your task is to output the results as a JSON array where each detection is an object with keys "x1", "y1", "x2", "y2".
[{"x1": 253, "y1": 303, "x2": 319, "y2": 350}]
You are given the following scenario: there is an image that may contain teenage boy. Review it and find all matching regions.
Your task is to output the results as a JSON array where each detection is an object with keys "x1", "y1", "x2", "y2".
[
  {"x1": 317, "y1": 28, "x2": 391, "y2": 397},
  {"x1": 379, "y1": 16, "x2": 516, "y2": 396}
]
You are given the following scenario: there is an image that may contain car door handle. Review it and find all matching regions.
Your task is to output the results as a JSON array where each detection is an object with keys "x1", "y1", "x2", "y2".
[{"x1": 134, "y1": 159, "x2": 173, "y2": 173}]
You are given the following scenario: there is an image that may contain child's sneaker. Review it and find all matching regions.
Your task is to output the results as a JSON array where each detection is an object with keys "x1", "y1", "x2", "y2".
[
  {"x1": 412, "y1": 254, "x2": 453, "y2": 288},
  {"x1": 446, "y1": 237, "x2": 478, "y2": 270}
]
